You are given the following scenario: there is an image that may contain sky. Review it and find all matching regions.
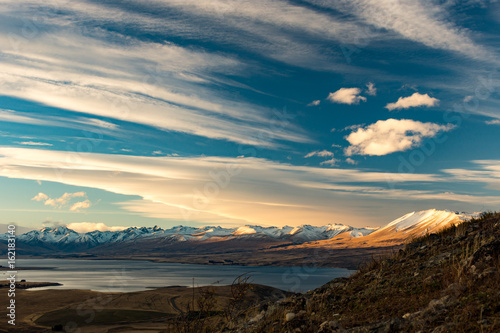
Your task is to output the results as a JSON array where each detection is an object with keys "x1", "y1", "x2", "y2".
[{"x1": 0, "y1": 0, "x2": 500, "y2": 231}]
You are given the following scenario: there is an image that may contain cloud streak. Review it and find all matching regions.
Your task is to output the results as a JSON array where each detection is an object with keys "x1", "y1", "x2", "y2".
[
  {"x1": 0, "y1": 3, "x2": 312, "y2": 147},
  {"x1": 2, "y1": 147, "x2": 495, "y2": 227},
  {"x1": 305, "y1": 0, "x2": 495, "y2": 62}
]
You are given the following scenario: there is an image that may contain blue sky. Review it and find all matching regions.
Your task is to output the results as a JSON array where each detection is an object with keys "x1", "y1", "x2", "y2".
[{"x1": 0, "y1": 0, "x2": 500, "y2": 231}]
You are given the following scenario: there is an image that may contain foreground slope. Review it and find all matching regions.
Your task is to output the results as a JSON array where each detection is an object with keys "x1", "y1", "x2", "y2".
[
  {"x1": 233, "y1": 212, "x2": 500, "y2": 332},
  {"x1": 0, "y1": 283, "x2": 291, "y2": 332}
]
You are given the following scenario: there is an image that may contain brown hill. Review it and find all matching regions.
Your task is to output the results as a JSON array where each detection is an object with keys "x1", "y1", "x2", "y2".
[{"x1": 229, "y1": 212, "x2": 500, "y2": 332}]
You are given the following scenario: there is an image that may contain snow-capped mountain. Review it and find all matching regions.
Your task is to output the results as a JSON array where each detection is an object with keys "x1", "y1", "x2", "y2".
[
  {"x1": 286, "y1": 224, "x2": 376, "y2": 242},
  {"x1": 371, "y1": 209, "x2": 480, "y2": 236},
  {"x1": 0, "y1": 222, "x2": 375, "y2": 251},
  {"x1": 343, "y1": 209, "x2": 482, "y2": 247},
  {"x1": 0, "y1": 209, "x2": 482, "y2": 254}
]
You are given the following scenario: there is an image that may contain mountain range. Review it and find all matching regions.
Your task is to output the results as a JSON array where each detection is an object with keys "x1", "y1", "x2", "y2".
[{"x1": 1, "y1": 209, "x2": 480, "y2": 255}]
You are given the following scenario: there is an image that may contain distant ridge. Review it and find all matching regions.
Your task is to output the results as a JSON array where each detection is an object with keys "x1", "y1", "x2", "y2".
[
  {"x1": 0, "y1": 209, "x2": 481, "y2": 257},
  {"x1": 0, "y1": 222, "x2": 376, "y2": 251}
]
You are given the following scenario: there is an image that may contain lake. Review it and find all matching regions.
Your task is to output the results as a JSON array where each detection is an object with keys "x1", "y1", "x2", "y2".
[{"x1": 4, "y1": 259, "x2": 354, "y2": 293}]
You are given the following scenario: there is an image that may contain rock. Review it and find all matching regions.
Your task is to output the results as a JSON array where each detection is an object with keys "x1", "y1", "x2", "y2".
[
  {"x1": 478, "y1": 267, "x2": 497, "y2": 279},
  {"x1": 426, "y1": 252, "x2": 451, "y2": 267},
  {"x1": 249, "y1": 311, "x2": 264, "y2": 324},
  {"x1": 286, "y1": 312, "x2": 296, "y2": 321},
  {"x1": 431, "y1": 324, "x2": 454, "y2": 333},
  {"x1": 470, "y1": 239, "x2": 500, "y2": 266},
  {"x1": 318, "y1": 320, "x2": 340, "y2": 332},
  {"x1": 427, "y1": 295, "x2": 450, "y2": 312},
  {"x1": 446, "y1": 283, "x2": 466, "y2": 297}
]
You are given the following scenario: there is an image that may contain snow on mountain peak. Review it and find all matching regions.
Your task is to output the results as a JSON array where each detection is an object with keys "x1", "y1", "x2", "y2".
[
  {"x1": 377, "y1": 209, "x2": 475, "y2": 234},
  {"x1": 232, "y1": 226, "x2": 257, "y2": 235},
  {"x1": 2, "y1": 209, "x2": 481, "y2": 249}
]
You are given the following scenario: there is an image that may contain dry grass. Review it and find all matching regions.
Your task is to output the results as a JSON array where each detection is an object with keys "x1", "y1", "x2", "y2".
[{"x1": 229, "y1": 212, "x2": 500, "y2": 332}]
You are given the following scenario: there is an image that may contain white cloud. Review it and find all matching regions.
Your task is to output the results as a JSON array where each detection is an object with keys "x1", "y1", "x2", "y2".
[
  {"x1": 32, "y1": 193, "x2": 48, "y2": 202},
  {"x1": 82, "y1": 118, "x2": 118, "y2": 130},
  {"x1": 343, "y1": 124, "x2": 364, "y2": 131},
  {"x1": 327, "y1": 88, "x2": 367, "y2": 105},
  {"x1": 16, "y1": 141, "x2": 53, "y2": 146},
  {"x1": 463, "y1": 95, "x2": 474, "y2": 103},
  {"x1": 345, "y1": 119, "x2": 454, "y2": 156},
  {"x1": 320, "y1": 158, "x2": 338, "y2": 166},
  {"x1": 366, "y1": 82, "x2": 377, "y2": 96},
  {"x1": 486, "y1": 120, "x2": 500, "y2": 125},
  {"x1": 31, "y1": 192, "x2": 89, "y2": 210},
  {"x1": 307, "y1": 100, "x2": 321, "y2": 106},
  {"x1": 385, "y1": 92, "x2": 439, "y2": 111},
  {"x1": 69, "y1": 199, "x2": 92, "y2": 212},
  {"x1": 65, "y1": 222, "x2": 126, "y2": 233},
  {"x1": 346, "y1": 158, "x2": 357, "y2": 165},
  {"x1": 305, "y1": 150, "x2": 335, "y2": 158}
]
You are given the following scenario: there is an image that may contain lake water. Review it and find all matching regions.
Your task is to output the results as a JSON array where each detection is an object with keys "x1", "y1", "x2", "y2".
[{"x1": 4, "y1": 259, "x2": 354, "y2": 293}]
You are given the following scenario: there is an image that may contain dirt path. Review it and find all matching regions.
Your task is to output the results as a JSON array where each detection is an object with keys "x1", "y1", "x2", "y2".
[{"x1": 169, "y1": 296, "x2": 183, "y2": 314}]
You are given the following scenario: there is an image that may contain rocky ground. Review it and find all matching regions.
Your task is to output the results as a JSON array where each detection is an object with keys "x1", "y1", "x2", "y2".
[{"x1": 227, "y1": 212, "x2": 500, "y2": 332}]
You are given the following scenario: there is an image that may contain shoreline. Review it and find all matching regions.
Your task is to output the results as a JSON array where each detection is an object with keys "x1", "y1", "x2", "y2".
[
  {"x1": 0, "y1": 281, "x2": 62, "y2": 289},
  {"x1": 15, "y1": 254, "x2": 357, "y2": 270}
]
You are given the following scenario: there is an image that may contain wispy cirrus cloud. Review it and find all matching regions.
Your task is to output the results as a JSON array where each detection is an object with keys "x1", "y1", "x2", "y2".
[
  {"x1": 15, "y1": 141, "x2": 53, "y2": 146},
  {"x1": 444, "y1": 160, "x2": 500, "y2": 191},
  {"x1": 0, "y1": 3, "x2": 311, "y2": 147},
  {"x1": 0, "y1": 108, "x2": 120, "y2": 136},
  {"x1": 2, "y1": 147, "x2": 496, "y2": 227},
  {"x1": 305, "y1": 0, "x2": 495, "y2": 62}
]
